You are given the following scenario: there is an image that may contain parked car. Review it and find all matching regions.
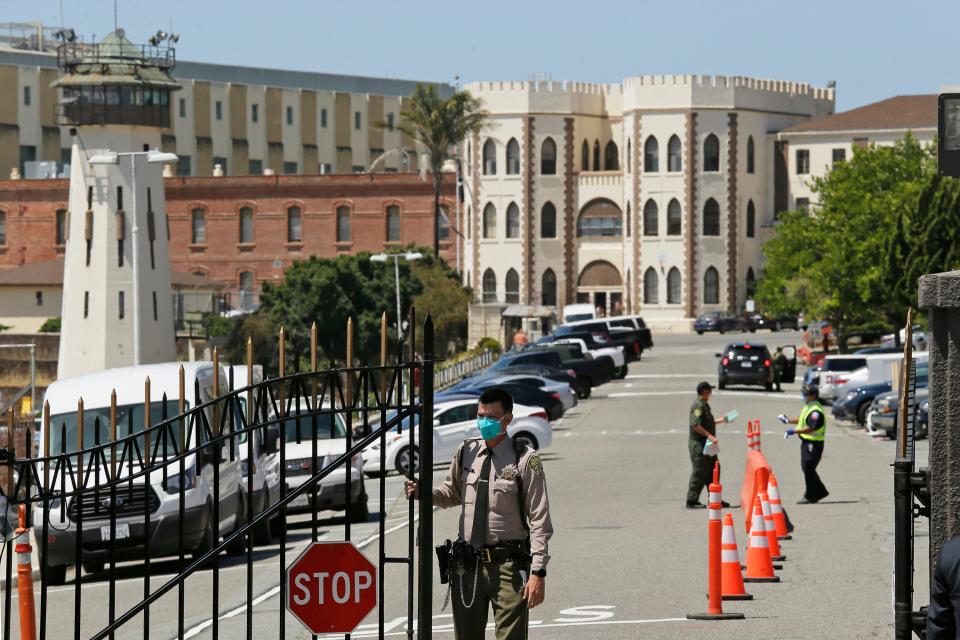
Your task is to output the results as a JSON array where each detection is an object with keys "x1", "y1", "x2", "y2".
[
  {"x1": 882, "y1": 327, "x2": 928, "y2": 351},
  {"x1": 854, "y1": 346, "x2": 902, "y2": 355},
  {"x1": 745, "y1": 313, "x2": 800, "y2": 332},
  {"x1": 36, "y1": 362, "x2": 244, "y2": 585},
  {"x1": 818, "y1": 355, "x2": 868, "y2": 403},
  {"x1": 541, "y1": 334, "x2": 627, "y2": 378},
  {"x1": 562, "y1": 303, "x2": 596, "y2": 323},
  {"x1": 454, "y1": 373, "x2": 576, "y2": 411},
  {"x1": 695, "y1": 312, "x2": 746, "y2": 335},
  {"x1": 869, "y1": 387, "x2": 929, "y2": 439},
  {"x1": 832, "y1": 381, "x2": 892, "y2": 425},
  {"x1": 492, "y1": 348, "x2": 612, "y2": 391},
  {"x1": 361, "y1": 399, "x2": 552, "y2": 475},
  {"x1": 802, "y1": 364, "x2": 821, "y2": 394},
  {"x1": 273, "y1": 401, "x2": 369, "y2": 522},
  {"x1": 230, "y1": 365, "x2": 281, "y2": 544},
  {"x1": 558, "y1": 316, "x2": 654, "y2": 358},
  {"x1": 470, "y1": 363, "x2": 591, "y2": 400},
  {"x1": 442, "y1": 382, "x2": 566, "y2": 421},
  {"x1": 716, "y1": 342, "x2": 775, "y2": 390}
]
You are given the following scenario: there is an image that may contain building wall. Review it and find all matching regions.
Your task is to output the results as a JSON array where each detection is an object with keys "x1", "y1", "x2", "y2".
[
  {"x1": 0, "y1": 48, "x2": 449, "y2": 178},
  {"x1": 465, "y1": 75, "x2": 837, "y2": 321},
  {"x1": 0, "y1": 285, "x2": 62, "y2": 332},
  {"x1": 0, "y1": 173, "x2": 456, "y2": 300}
]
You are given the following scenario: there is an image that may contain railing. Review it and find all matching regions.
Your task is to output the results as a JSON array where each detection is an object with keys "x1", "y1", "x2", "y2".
[
  {"x1": 57, "y1": 42, "x2": 175, "y2": 70},
  {"x1": 577, "y1": 171, "x2": 624, "y2": 189},
  {"x1": 434, "y1": 348, "x2": 496, "y2": 390},
  {"x1": 0, "y1": 310, "x2": 437, "y2": 640}
]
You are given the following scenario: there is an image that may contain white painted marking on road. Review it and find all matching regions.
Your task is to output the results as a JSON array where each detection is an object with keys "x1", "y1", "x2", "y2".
[{"x1": 625, "y1": 373, "x2": 712, "y2": 379}]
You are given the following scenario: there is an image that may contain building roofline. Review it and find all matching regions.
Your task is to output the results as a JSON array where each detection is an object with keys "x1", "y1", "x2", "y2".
[{"x1": 777, "y1": 126, "x2": 937, "y2": 140}]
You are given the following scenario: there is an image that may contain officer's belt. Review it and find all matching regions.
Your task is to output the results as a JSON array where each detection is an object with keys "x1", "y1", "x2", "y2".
[{"x1": 469, "y1": 541, "x2": 531, "y2": 564}]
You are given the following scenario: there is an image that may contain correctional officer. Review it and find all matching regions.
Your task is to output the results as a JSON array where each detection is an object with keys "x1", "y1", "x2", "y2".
[
  {"x1": 405, "y1": 387, "x2": 553, "y2": 640},
  {"x1": 773, "y1": 347, "x2": 788, "y2": 392},
  {"x1": 780, "y1": 384, "x2": 830, "y2": 503},
  {"x1": 687, "y1": 381, "x2": 731, "y2": 509}
]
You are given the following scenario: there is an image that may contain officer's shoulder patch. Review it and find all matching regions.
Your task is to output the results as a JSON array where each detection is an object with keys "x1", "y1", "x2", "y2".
[
  {"x1": 693, "y1": 408, "x2": 702, "y2": 417},
  {"x1": 529, "y1": 454, "x2": 544, "y2": 478}
]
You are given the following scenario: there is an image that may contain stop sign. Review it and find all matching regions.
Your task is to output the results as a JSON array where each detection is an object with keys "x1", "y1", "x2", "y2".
[{"x1": 286, "y1": 541, "x2": 378, "y2": 634}]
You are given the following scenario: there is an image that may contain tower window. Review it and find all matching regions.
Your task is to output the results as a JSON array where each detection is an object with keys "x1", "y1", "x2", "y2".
[
  {"x1": 153, "y1": 291, "x2": 158, "y2": 322},
  {"x1": 251, "y1": 103, "x2": 259, "y2": 123},
  {"x1": 287, "y1": 106, "x2": 294, "y2": 126},
  {"x1": 354, "y1": 111, "x2": 361, "y2": 130},
  {"x1": 23, "y1": 86, "x2": 31, "y2": 106},
  {"x1": 321, "y1": 108, "x2": 328, "y2": 128},
  {"x1": 119, "y1": 291, "x2": 125, "y2": 319},
  {"x1": 35, "y1": 291, "x2": 42, "y2": 306},
  {"x1": 215, "y1": 100, "x2": 223, "y2": 121},
  {"x1": 84, "y1": 291, "x2": 89, "y2": 318}
]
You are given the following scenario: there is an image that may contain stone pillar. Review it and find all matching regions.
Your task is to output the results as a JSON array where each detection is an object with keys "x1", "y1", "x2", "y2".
[{"x1": 919, "y1": 270, "x2": 960, "y2": 575}]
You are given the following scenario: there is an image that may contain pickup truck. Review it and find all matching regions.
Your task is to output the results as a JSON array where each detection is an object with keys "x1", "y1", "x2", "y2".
[
  {"x1": 555, "y1": 316, "x2": 653, "y2": 360},
  {"x1": 538, "y1": 334, "x2": 627, "y2": 378},
  {"x1": 492, "y1": 347, "x2": 613, "y2": 392}
]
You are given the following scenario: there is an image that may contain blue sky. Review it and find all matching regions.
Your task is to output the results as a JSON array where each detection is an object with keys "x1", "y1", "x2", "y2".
[{"x1": 3, "y1": 0, "x2": 956, "y2": 110}]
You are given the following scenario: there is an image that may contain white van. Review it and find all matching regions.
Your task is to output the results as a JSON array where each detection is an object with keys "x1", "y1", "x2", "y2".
[
  {"x1": 230, "y1": 364, "x2": 281, "y2": 544},
  {"x1": 562, "y1": 304, "x2": 596, "y2": 324},
  {"x1": 35, "y1": 362, "x2": 243, "y2": 584}
]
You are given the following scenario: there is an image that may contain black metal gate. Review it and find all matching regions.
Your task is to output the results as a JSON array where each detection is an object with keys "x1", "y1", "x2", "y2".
[{"x1": 0, "y1": 312, "x2": 436, "y2": 639}]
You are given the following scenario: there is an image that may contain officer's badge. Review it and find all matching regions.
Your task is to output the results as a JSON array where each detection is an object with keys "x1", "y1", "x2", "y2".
[
  {"x1": 694, "y1": 409, "x2": 702, "y2": 417},
  {"x1": 529, "y1": 455, "x2": 544, "y2": 477}
]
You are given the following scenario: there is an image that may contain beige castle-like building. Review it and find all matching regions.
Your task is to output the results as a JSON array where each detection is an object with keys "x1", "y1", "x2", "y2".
[{"x1": 461, "y1": 75, "x2": 837, "y2": 326}]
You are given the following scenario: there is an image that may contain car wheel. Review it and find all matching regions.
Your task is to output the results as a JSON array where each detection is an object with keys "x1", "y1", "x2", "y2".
[
  {"x1": 43, "y1": 563, "x2": 68, "y2": 586},
  {"x1": 696, "y1": 330, "x2": 704, "y2": 335},
  {"x1": 614, "y1": 366, "x2": 628, "y2": 379},
  {"x1": 192, "y1": 502, "x2": 216, "y2": 563},
  {"x1": 719, "y1": 327, "x2": 726, "y2": 334},
  {"x1": 81, "y1": 558, "x2": 104, "y2": 574},
  {"x1": 347, "y1": 483, "x2": 370, "y2": 523},
  {"x1": 857, "y1": 402, "x2": 870, "y2": 426},
  {"x1": 749, "y1": 328, "x2": 756, "y2": 333},
  {"x1": 254, "y1": 485, "x2": 273, "y2": 545},
  {"x1": 577, "y1": 384, "x2": 592, "y2": 400},
  {"x1": 718, "y1": 380, "x2": 726, "y2": 390},
  {"x1": 513, "y1": 431, "x2": 539, "y2": 451},
  {"x1": 395, "y1": 445, "x2": 420, "y2": 477},
  {"x1": 765, "y1": 382, "x2": 774, "y2": 392}
]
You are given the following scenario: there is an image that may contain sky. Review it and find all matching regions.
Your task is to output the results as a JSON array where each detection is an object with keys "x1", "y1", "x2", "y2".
[{"x1": 2, "y1": 0, "x2": 957, "y2": 111}]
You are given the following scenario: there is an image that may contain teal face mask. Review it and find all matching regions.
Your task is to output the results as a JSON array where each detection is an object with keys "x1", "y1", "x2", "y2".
[{"x1": 476, "y1": 416, "x2": 502, "y2": 440}]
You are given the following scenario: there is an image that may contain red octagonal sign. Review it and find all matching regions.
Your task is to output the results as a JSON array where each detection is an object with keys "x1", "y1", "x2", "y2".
[{"x1": 286, "y1": 541, "x2": 378, "y2": 634}]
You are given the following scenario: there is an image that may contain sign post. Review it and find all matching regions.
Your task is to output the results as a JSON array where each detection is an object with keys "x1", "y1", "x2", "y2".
[{"x1": 286, "y1": 541, "x2": 378, "y2": 634}]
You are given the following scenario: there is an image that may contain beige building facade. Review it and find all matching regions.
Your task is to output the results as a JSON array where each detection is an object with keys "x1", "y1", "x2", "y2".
[{"x1": 462, "y1": 76, "x2": 836, "y2": 327}]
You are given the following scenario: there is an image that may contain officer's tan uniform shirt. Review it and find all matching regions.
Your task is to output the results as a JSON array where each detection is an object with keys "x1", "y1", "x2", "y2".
[{"x1": 433, "y1": 436, "x2": 553, "y2": 572}]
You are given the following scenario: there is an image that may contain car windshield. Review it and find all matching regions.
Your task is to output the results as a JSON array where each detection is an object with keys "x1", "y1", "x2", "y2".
[
  {"x1": 824, "y1": 358, "x2": 867, "y2": 372},
  {"x1": 49, "y1": 399, "x2": 184, "y2": 458},
  {"x1": 700, "y1": 313, "x2": 720, "y2": 320},
  {"x1": 276, "y1": 411, "x2": 346, "y2": 442}
]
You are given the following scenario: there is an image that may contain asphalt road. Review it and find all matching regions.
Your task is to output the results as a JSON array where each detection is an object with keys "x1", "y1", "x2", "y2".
[{"x1": 4, "y1": 330, "x2": 929, "y2": 638}]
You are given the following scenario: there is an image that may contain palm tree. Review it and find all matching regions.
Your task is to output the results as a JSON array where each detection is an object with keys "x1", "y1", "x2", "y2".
[{"x1": 390, "y1": 84, "x2": 487, "y2": 258}]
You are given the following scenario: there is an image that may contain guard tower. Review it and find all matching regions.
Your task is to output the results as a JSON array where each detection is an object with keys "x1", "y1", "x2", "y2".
[{"x1": 54, "y1": 29, "x2": 180, "y2": 378}]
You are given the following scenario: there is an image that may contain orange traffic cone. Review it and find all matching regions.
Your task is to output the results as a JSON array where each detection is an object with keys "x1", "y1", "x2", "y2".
[
  {"x1": 746, "y1": 466, "x2": 770, "y2": 535},
  {"x1": 759, "y1": 492, "x2": 785, "y2": 561},
  {"x1": 753, "y1": 419, "x2": 762, "y2": 451},
  {"x1": 767, "y1": 473, "x2": 791, "y2": 540},
  {"x1": 720, "y1": 513, "x2": 753, "y2": 601},
  {"x1": 743, "y1": 495, "x2": 779, "y2": 583},
  {"x1": 746, "y1": 420, "x2": 756, "y2": 450}
]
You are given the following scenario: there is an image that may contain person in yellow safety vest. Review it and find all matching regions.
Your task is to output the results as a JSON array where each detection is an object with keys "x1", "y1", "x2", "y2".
[{"x1": 778, "y1": 385, "x2": 829, "y2": 504}]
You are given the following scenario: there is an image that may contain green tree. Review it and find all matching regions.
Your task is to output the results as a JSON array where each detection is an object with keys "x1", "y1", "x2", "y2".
[
  {"x1": 756, "y1": 134, "x2": 934, "y2": 350},
  {"x1": 411, "y1": 261, "x2": 471, "y2": 356},
  {"x1": 392, "y1": 85, "x2": 487, "y2": 256}
]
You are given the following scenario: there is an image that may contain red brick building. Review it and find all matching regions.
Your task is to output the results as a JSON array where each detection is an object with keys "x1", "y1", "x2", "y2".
[{"x1": 0, "y1": 173, "x2": 458, "y2": 307}]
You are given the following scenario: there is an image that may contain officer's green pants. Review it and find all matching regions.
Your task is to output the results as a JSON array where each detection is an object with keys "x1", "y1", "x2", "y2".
[
  {"x1": 687, "y1": 440, "x2": 718, "y2": 504},
  {"x1": 451, "y1": 558, "x2": 529, "y2": 640}
]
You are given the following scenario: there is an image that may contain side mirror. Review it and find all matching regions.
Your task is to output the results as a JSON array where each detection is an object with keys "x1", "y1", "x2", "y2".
[
  {"x1": 265, "y1": 426, "x2": 280, "y2": 454},
  {"x1": 433, "y1": 419, "x2": 441, "y2": 428}
]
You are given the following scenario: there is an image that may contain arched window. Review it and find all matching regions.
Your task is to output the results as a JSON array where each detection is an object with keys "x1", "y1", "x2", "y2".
[
  {"x1": 239, "y1": 206, "x2": 254, "y2": 243},
  {"x1": 506, "y1": 202, "x2": 520, "y2": 238},
  {"x1": 625, "y1": 202, "x2": 631, "y2": 237},
  {"x1": 703, "y1": 134, "x2": 720, "y2": 172},
  {"x1": 644, "y1": 136, "x2": 659, "y2": 172},
  {"x1": 668, "y1": 135, "x2": 682, "y2": 172},
  {"x1": 191, "y1": 208, "x2": 206, "y2": 244},
  {"x1": 702, "y1": 198, "x2": 720, "y2": 236},
  {"x1": 482, "y1": 268, "x2": 497, "y2": 303},
  {"x1": 626, "y1": 139, "x2": 631, "y2": 173},
  {"x1": 604, "y1": 141, "x2": 619, "y2": 171},
  {"x1": 643, "y1": 267, "x2": 659, "y2": 304},
  {"x1": 581, "y1": 140, "x2": 590, "y2": 171},
  {"x1": 643, "y1": 199, "x2": 659, "y2": 236},
  {"x1": 593, "y1": 140, "x2": 600, "y2": 171},
  {"x1": 506, "y1": 138, "x2": 521, "y2": 175},
  {"x1": 387, "y1": 204, "x2": 401, "y2": 241},
  {"x1": 336, "y1": 205, "x2": 350, "y2": 242},
  {"x1": 667, "y1": 268, "x2": 682, "y2": 304},
  {"x1": 667, "y1": 199, "x2": 682, "y2": 236},
  {"x1": 466, "y1": 206, "x2": 471, "y2": 239},
  {"x1": 505, "y1": 268, "x2": 520, "y2": 303},
  {"x1": 55, "y1": 209, "x2": 67, "y2": 245},
  {"x1": 287, "y1": 206, "x2": 302, "y2": 242},
  {"x1": 746, "y1": 200, "x2": 756, "y2": 238},
  {"x1": 704, "y1": 267, "x2": 720, "y2": 304},
  {"x1": 540, "y1": 202, "x2": 557, "y2": 238},
  {"x1": 577, "y1": 199, "x2": 622, "y2": 238},
  {"x1": 746, "y1": 267, "x2": 757, "y2": 298},
  {"x1": 541, "y1": 138, "x2": 557, "y2": 175},
  {"x1": 746, "y1": 136, "x2": 755, "y2": 174},
  {"x1": 483, "y1": 139, "x2": 497, "y2": 175},
  {"x1": 483, "y1": 203, "x2": 497, "y2": 238},
  {"x1": 541, "y1": 269, "x2": 557, "y2": 306}
]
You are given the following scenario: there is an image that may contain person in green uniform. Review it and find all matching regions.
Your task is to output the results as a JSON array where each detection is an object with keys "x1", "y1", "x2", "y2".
[
  {"x1": 773, "y1": 347, "x2": 788, "y2": 392},
  {"x1": 687, "y1": 381, "x2": 732, "y2": 509}
]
